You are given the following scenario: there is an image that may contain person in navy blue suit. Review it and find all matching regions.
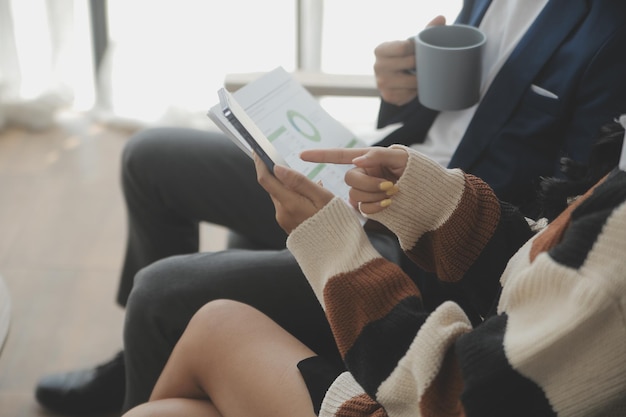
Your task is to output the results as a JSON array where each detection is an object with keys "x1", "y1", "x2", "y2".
[{"x1": 35, "y1": 0, "x2": 626, "y2": 415}]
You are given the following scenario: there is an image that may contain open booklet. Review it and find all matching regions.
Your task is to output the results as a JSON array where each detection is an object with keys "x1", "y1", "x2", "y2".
[{"x1": 208, "y1": 66, "x2": 368, "y2": 215}]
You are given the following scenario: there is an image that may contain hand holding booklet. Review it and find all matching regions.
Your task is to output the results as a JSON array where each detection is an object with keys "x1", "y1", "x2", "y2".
[{"x1": 207, "y1": 67, "x2": 367, "y2": 214}]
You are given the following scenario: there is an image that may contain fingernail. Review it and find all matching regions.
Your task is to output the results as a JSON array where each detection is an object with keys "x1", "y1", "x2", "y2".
[
  {"x1": 379, "y1": 181, "x2": 394, "y2": 191},
  {"x1": 380, "y1": 199, "x2": 392, "y2": 208},
  {"x1": 386, "y1": 185, "x2": 399, "y2": 196}
]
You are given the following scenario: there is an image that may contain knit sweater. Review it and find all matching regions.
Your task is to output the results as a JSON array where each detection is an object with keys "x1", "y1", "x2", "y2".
[{"x1": 287, "y1": 147, "x2": 626, "y2": 417}]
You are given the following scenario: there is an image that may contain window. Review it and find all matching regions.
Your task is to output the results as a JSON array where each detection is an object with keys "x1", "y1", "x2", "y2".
[
  {"x1": 319, "y1": 0, "x2": 462, "y2": 135},
  {"x1": 102, "y1": 1, "x2": 461, "y2": 129}
]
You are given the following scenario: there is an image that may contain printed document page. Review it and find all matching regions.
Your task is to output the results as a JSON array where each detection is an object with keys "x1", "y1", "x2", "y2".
[{"x1": 209, "y1": 67, "x2": 367, "y2": 207}]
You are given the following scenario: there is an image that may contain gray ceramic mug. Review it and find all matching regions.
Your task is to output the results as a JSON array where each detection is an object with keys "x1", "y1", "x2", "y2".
[{"x1": 415, "y1": 24, "x2": 486, "y2": 111}]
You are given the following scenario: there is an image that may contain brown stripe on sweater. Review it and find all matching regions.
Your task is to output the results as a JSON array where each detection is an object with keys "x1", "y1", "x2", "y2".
[
  {"x1": 420, "y1": 349, "x2": 467, "y2": 417},
  {"x1": 335, "y1": 393, "x2": 388, "y2": 417},
  {"x1": 407, "y1": 175, "x2": 501, "y2": 282},
  {"x1": 323, "y1": 257, "x2": 422, "y2": 358}
]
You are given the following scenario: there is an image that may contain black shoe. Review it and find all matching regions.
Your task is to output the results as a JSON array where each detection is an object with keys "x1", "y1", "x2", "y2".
[{"x1": 35, "y1": 351, "x2": 125, "y2": 415}]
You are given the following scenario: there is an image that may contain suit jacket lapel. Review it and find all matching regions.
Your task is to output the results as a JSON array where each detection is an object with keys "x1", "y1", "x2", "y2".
[
  {"x1": 457, "y1": 0, "x2": 492, "y2": 26},
  {"x1": 449, "y1": 0, "x2": 589, "y2": 170}
]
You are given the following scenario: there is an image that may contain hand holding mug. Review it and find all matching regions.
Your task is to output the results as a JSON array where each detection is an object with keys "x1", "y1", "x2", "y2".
[{"x1": 373, "y1": 15, "x2": 446, "y2": 106}]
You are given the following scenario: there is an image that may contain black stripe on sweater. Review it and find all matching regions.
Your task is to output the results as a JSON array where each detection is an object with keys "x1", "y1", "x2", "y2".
[
  {"x1": 343, "y1": 295, "x2": 428, "y2": 396},
  {"x1": 550, "y1": 170, "x2": 626, "y2": 269},
  {"x1": 456, "y1": 314, "x2": 556, "y2": 417}
]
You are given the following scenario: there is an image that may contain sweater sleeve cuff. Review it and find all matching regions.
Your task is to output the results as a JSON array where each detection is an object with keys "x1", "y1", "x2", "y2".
[
  {"x1": 368, "y1": 146, "x2": 466, "y2": 251},
  {"x1": 318, "y1": 372, "x2": 374, "y2": 417},
  {"x1": 287, "y1": 198, "x2": 381, "y2": 308}
]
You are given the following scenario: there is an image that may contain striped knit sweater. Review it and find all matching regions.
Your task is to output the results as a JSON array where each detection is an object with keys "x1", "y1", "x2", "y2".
[{"x1": 287, "y1": 147, "x2": 626, "y2": 417}]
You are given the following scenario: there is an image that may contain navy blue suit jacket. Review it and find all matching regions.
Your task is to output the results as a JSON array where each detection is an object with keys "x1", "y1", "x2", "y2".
[{"x1": 376, "y1": 0, "x2": 626, "y2": 212}]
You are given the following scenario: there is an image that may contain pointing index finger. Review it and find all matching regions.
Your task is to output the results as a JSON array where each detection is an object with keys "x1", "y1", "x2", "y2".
[{"x1": 300, "y1": 148, "x2": 370, "y2": 165}]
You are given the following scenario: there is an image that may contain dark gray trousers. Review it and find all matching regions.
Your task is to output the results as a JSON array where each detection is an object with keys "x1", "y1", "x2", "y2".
[{"x1": 118, "y1": 127, "x2": 402, "y2": 410}]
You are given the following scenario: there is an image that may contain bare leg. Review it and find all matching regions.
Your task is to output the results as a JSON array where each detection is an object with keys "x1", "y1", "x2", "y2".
[
  {"x1": 123, "y1": 397, "x2": 220, "y2": 417},
  {"x1": 123, "y1": 300, "x2": 319, "y2": 417}
]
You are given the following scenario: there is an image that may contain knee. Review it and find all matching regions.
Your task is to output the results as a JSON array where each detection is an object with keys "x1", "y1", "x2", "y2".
[
  {"x1": 191, "y1": 299, "x2": 250, "y2": 325},
  {"x1": 121, "y1": 128, "x2": 165, "y2": 182},
  {"x1": 123, "y1": 128, "x2": 157, "y2": 168},
  {"x1": 186, "y1": 300, "x2": 257, "y2": 340},
  {"x1": 124, "y1": 256, "x2": 192, "y2": 337},
  {"x1": 124, "y1": 254, "x2": 228, "y2": 337}
]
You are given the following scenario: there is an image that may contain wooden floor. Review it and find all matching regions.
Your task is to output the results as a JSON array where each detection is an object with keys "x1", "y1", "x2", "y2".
[{"x1": 0, "y1": 115, "x2": 226, "y2": 416}]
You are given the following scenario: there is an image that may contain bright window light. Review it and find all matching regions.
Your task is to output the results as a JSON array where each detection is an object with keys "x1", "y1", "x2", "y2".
[{"x1": 10, "y1": 0, "x2": 53, "y2": 98}]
